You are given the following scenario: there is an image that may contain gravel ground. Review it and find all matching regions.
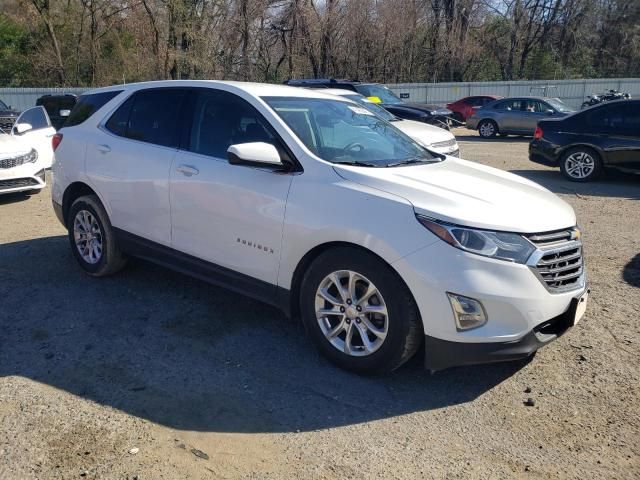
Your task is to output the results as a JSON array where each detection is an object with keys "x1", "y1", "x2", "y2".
[{"x1": 1, "y1": 128, "x2": 639, "y2": 479}]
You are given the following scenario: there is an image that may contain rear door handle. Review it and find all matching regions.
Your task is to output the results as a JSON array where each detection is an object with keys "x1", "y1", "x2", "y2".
[
  {"x1": 97, "y1": 144, "x2": 111, "y2": 153},
  {"x1": 176, "y1": 165, "x2": 199, "y2": 176}
]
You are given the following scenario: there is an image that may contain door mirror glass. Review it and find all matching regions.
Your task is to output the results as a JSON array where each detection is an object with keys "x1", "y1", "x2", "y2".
[
  {"x1": 14, "y1": 123, "x2": 33, "y2": 134},
  {"x1": 59, "y1": 109, "x2": 71, "y2": 117},
  {"x1": 227, "y1": 142, "x2": 283, "y2": 168},
  {"x1": 546, "y1": 109, "x2": 555, "y2": 115}
]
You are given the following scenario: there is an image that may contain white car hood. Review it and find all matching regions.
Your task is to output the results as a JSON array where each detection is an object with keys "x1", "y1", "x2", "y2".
[
  {"x1": 393, "y1": 120, "x2": 453, "y2": 146},
  {"x1": 334, "y1": 157, "x2": 576, "y2": 233},
  {"x1": 0, "y1": 133, "x2": 31, "y2": 158}
]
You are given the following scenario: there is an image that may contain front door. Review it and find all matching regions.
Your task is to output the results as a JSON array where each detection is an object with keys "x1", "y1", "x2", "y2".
[
  {"x1": 12, "y1": 106, "x2": 56, "y2": 168},
  {"x1": 169, "y1": 88, "x2": 294, "y2": 288}
]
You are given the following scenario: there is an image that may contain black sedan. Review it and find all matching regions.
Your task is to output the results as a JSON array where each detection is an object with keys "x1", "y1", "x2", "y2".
[{"x1": 529, "y1": 99, "x2": 640, "y2": 181}]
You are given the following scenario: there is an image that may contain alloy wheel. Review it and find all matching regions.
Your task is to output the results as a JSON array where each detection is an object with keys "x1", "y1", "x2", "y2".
[
  {"x1": 315, "y1": 270, "x2": 388, "y2": 357},
  {"x1": 479, "y1": 121, "x2": 495, "y2": 137},
  {"x1": 73, "y1": 209, "x2": 103, "y2": 264},
  {"x1": 565, "y1": 151, "x2": 595, "y2": 179}
]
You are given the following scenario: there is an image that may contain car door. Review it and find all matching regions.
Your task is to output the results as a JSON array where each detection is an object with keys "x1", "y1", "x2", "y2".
[
  {"x1": 169, "y1": 88, "x2": 294, "y2": 289},
  {"x1": 86, "y1": 88, "x2": 188, "y2": 246},
  {"x1": 595, "y1": 102, "x2": 640, "y2": 171},
  {"x1": 520, "y1": 99, "x2": 552, "y2": 133},
  {"x1": 12, "y1": 106, "x2": 56, "y2": 168},
  {"x1": 494, "y1": 99, "x2": 522, "y2": 133}
]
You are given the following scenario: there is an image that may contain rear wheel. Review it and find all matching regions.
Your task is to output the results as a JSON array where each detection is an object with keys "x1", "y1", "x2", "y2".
[
  {"x1": 478, "y1": 119, "x2": 498, "y2": 138},
  {"x1": 560, "y1": 147, "x2": 603, "y2": 182},
  {"x1": 67, "y1": 195, "x2": 127, "y2": 276},
  {"x1": 300, "y1": 247, "x2": 422, "y2": 374}
]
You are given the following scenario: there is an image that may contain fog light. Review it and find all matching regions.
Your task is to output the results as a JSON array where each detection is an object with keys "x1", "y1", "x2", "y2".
[{"x1": 447, "y1": 293, "x2": 487, "y2": 331}]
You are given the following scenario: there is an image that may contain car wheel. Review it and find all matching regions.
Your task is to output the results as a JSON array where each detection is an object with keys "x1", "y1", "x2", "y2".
[
  {"x1": 560, "y1": 147, "x2": 603, "y2": 182},
  {"x1": 478, "y1": 119, "x2": 498, "y2": 138},
  {"x1": 300, "y1": 247, "x2": 422, "y2": 374},
  {"x1": 67, "y1": 195, "x2": 127, "y2": 276}
]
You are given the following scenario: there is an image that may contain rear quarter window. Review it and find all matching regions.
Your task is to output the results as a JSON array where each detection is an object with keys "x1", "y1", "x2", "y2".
[{"x1": 65, "y1": 90, "x2": 122, "y2": 127}]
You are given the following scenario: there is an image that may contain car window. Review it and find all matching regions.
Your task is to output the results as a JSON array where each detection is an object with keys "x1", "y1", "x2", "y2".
[
  {"x1": 188, "y1": 89, "x2": 277, "y2": 159},
  {"x1": 37, "y1": 97, "x2": 58, "y2": 116},
  {"x1": 0, "y1": 99, "x2": 8, "y2": 110},
  {"x1": 620, "y1": 103, "x2": 640, "y2": 135},
  {"x1": 58, "y1": 96, "x2": 77, "y2": 110},
  {"x1": 263, "y1": 96, "x2": 437, "y2": 167},
  {"x1": 16, "y1": 106, "x2": 51, "y2": 131},
  {"x1": 523, "y1": 100, "x2": 545, "y2": 113},
  {"x1": 354, "y1": 85, "x2": 403, "y2": 104},
  {"x1": 105, "y1": 96, "x2": 134, "y2": 137},
  {"x1": 342, "y1": 94, "x2": 397, "y2": 122},
  {"x1": 66, "y1": 90, "x2": 122, "y2": 127},
  {"x1": 585, "y1": 104, "x2": 625, "y2": 132},
  {"x1": 123, "y1": 89, "x2": 187, "y2": 148},
  {"x1": 494, "y1": 99, "x2": 522, "y2": 111},
  {"x1": 468, "y1": 97, "x2": 484, "y2": 107}
]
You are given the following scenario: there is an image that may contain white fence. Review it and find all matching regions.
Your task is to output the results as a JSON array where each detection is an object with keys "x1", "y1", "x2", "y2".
[
  {"x1": 387, "y1": 78, "x2": 640, "y2": 109},
  {"x1": 2, "y1": 78, "x2": 639, "y2": 111}
]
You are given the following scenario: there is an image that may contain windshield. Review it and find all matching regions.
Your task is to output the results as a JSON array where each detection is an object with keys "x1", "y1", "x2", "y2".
[
  {"x1": 354, "y1": 85, "x2": 403, "y2": 105},
  {"x1": 262, "y1": 96, "x2": 437, "y2": 167},
  {"x1": 547, "y1": 98, "x2": 574, "y2": 113},
  {"x1": 0, "y1": 99, "x2": 8, "y2": 110},
  {"x1": 341, "y1": 94, "x2": 397, "y2": 122}
]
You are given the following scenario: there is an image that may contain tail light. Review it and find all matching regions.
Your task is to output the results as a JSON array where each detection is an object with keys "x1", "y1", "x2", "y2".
[
  {"x1": 533, "y1": 126, "x2": 543, "y2": 140},
  {"x1": 52, "y1": 133, "x2": 63, "y2": 151}
]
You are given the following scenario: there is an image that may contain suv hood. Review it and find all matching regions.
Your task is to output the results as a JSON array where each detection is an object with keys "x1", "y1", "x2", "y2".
[
  {"x1": 333, "y1": 157, "x2": 575, "y2": 233},
  {"x1": 0, "y1": 133, "x2": 31, "y2": 158}
]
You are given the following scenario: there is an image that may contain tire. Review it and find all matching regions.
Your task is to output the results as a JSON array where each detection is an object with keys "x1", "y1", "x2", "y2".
[
  {"x1": 478, "y1": 119, "x2": 498, "y2": 138},
  {"x1": 67, "y1": 195, "x2": 127, "y2": 276},
  {"x1": 560, "y1": 147, "x2": 603, "y2": 182},
  {"x1": 299, "y1": 247, "x2": 422, "y2": 374}
]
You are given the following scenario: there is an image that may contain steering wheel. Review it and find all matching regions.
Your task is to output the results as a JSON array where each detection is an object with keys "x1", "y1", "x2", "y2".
[{"x1": 344, "y1": 142, "x2": 365, "y2": 153}]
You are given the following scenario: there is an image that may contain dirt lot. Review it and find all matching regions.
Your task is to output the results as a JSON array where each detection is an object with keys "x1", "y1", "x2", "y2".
[{"x1": 1, "y1": 128, "x2": 639, "y2": 479}]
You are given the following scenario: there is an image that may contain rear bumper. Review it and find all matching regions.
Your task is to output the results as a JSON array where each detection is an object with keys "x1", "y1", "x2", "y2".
[
  {"x1": 424, "y1": 293, "x2": 584, "y2": 371},
  {"x1": 529, "y1": 140, "x2": 559, "y2": 166}
]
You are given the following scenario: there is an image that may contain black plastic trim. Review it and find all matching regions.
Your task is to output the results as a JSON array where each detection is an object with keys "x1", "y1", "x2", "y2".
[
  {"x1": 424, "y1": 296, "x2": 581, "y2": 371},
  {"x1": 113, "y1": 228, "x2": 291, "y2": 316},
  {"x1": 52, "y1": 200, "x2": 65, "y2": 226}
]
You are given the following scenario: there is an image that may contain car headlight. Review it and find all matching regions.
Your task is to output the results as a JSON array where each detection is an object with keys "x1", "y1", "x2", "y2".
[
  {"x1": 23, "y1": 149, "x2": 38, "y2": 164},
  {"x1": 417, "y1": 216, "x2": 536, "y2": 264}
]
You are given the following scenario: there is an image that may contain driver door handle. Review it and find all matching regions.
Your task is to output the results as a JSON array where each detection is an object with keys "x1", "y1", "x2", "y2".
[
  {"x1": 97, "y1": 144, "x2": 111, "y2": 153},
  {"x1": 176, "y1": 165, "x2": 199, "y2": 176}
]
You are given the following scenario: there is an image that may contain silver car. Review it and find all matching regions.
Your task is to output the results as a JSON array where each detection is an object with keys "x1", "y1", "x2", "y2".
[{"x1": 467, "y1": 96, "x2": 574, "y2": 138}]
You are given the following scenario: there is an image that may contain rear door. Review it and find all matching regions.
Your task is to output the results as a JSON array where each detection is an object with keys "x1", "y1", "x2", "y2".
[
  {"x1": 86, "y1": 88, "x2": 188, "y2": 246},
  {"x1": 12, "y1": 106, "x2": 56, "y2": 168}
]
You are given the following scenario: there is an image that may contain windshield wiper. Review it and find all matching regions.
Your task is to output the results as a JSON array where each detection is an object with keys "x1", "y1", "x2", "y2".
[
  {"x1": 332, "y1": 160, "x2": 379, "y2": 167},
  {"x1": 385, "y1": 157, "x2": 441, "y2": 167}
]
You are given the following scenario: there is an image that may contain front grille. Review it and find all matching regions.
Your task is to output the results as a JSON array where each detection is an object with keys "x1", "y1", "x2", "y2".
[
  {"x1": 0, "y1": 154, "x2": 26, "y2": 169},
  {"x1": 0, "y1": 177, "x2": 39, "y2": 191},
  {"x1": 527, "y1": 228, "x2": 584, "y2": 292},
  {"x1": 431, "y1": 138, "x2": 457, "y2": 148},
  {"x1": 0, "y1": 116, "x2": 16, "y2": 132}
]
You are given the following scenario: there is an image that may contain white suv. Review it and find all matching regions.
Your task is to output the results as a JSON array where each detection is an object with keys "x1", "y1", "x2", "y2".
[{"x1": 52, "y1": 81, "x2": 588, "y2": 373}]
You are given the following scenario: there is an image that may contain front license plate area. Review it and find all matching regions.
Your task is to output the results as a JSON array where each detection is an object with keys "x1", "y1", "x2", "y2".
[{"x1": 574, "y1": 290, "x2": 589, "y2": 325}]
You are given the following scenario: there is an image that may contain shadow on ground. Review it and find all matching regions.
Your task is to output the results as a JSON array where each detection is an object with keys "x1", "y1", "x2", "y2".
[
  {"x1": 510, "y1": 168, "x2": 640, "y2": 200},
  {"x1": 623, "y1": 254, "x2": 640, "y2": 288},
  {"x1": 0, "y1": 191, "x2": 33, "y2": 206},
  {"x1": 0, "y1": 235, "x2": 527, "y2": 433}
]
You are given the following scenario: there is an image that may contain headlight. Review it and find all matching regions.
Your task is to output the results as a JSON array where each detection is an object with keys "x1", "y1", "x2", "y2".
[
  {"x1": 23, "y1": 149, "x2": 38, "y2": 164},
  {"x1": 417, "y1": 216, "x2": 536, "y2": 264}
]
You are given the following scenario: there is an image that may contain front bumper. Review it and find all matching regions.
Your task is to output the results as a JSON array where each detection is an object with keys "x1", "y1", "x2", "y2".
[
  {"x1": 424, "y1": 293, "x2": 585, "y2": 371},
  {"x1": 0, "y1": 167, "x2": 46, "y2": 194}
]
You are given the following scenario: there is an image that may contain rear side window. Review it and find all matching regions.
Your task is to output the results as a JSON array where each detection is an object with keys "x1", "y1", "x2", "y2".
[
  {"x1": 105, "y1": 88, "x2": 187, "y2": 148},
  {"x1": 66, "y1": 91, "x2": 122, "y2": 127},
  {"x1": 494, "y1": 99, "x2": 522, "y2": 111}
]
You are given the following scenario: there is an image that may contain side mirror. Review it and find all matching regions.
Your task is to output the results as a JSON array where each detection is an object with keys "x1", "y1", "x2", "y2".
[
  {"x1": 546, "y1": 109, "x2": 554, "y2": 115},
  {"x1": 59, "y1": 109, "x2": 71, "y2": 117},
  {"x1": 227, "y1": 142, "x2": 283, "y2": 169},
  {"x1": 14, "y1": 123, "x2": 33, "y2": 134}
]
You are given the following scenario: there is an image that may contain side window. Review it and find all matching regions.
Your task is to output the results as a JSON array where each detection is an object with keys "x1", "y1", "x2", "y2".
[
  {"x1": 188, "y1": 90, "x2": 277, "y2": 159},
  {"x1": 123, "y1": 89, "x2": 187, "y2": 148},
  {"x1": 620, "y1": 104, "x2": 640, "y2": 135},
  {"x1": 66, "y1": 90, "x2": 122, "y2": 127},
  {"x1": 523, "y1": 100, "x2": 545, "y2": 113},
  {"x1": 494, "y1": 99, "x2": 521, "y2": 111},
  {"x1": 16, "y1": 106, "x2": 51, "y2": 130},
  {"x1": 468, "y1": 97, "x2": 483, "y2": 107},
  {"x1": 585, "y1": 104, "x2": 624, "y2": 132},
  {"x1": 105, "y1": 96, "x2": 135, "y2": 137}
]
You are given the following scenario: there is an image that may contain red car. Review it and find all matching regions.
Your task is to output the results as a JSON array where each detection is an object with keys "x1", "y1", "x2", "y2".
[{"x1": 447, "y1": 95, "x2": 502, "y2": 124}]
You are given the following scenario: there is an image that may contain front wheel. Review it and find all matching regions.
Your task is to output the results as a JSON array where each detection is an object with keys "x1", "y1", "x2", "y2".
[
  {"x1": 560, "y1": 147, "x2": 603, "y2": 182},
  {"x1": 478, "y1": 119, "x2": 498, "y2": 138},
  {"x1": 300, "y1": 247, "x2": 422, "y2": 374},
  {"x1": 67, "y1": 195, "x2": 127, "y2": 276}
]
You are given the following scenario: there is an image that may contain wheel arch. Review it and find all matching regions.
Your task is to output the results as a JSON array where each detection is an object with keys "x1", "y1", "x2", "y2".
[
  {"x1": 558, "y1": 143, "x2": 605, "y2": 163},
  {"x1": 61, "y1": 181, "x2": 99, "y2": 226},
  {"x1": 287, "y1": 241, "x2": 420, "y2": 323}
]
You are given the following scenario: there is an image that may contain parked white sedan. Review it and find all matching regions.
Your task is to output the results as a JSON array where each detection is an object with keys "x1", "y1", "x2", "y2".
[
  {"x1": 320, "y1": 88, "x2": 460, "y2": 157},
  {"x1": 0, "y1": 106, "x2": 56, "y2": 195}
]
